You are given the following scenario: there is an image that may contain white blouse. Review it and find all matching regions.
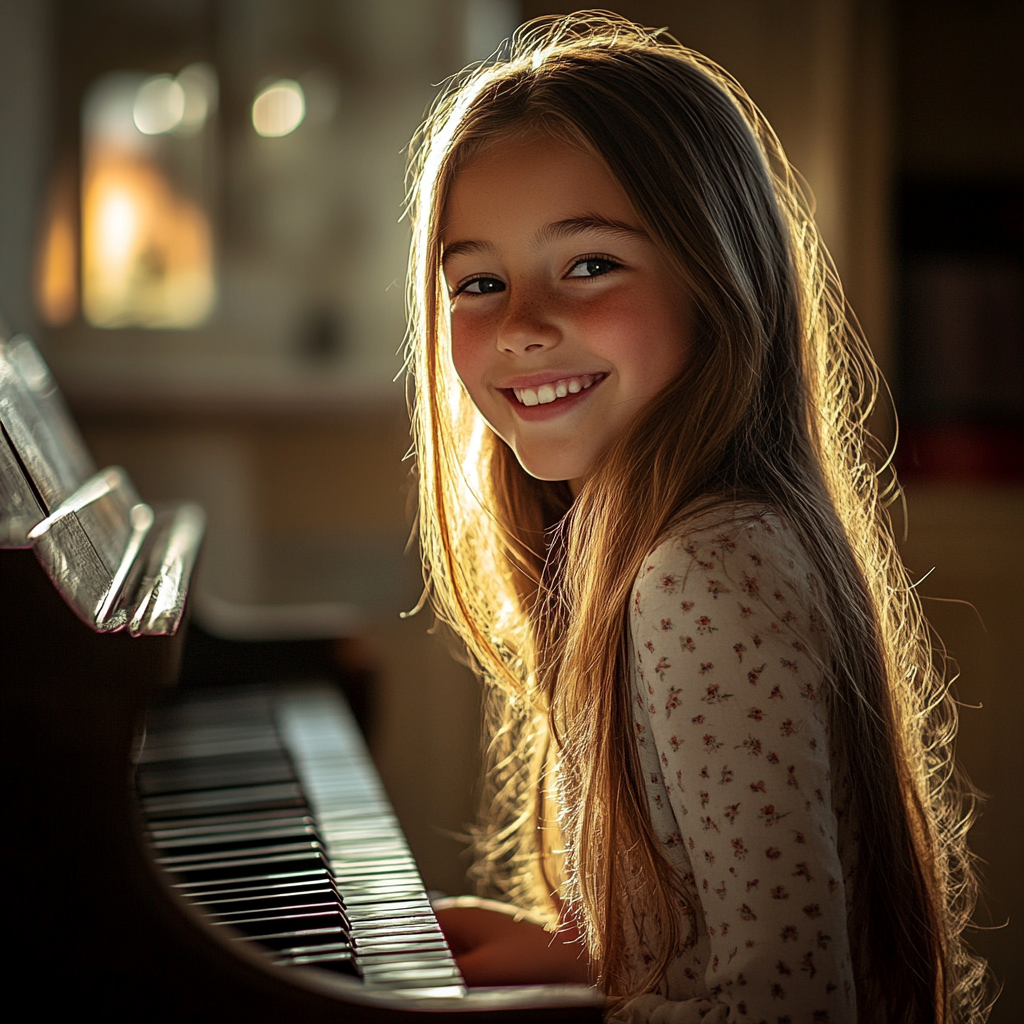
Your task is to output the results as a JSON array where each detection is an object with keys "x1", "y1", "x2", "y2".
[{"x1": 614, "y1": 509, "x2": 858, "y2": 1024}]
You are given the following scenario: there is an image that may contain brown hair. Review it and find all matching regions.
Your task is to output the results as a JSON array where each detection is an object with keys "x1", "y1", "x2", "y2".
[{"x1": 405, "y1": 12, "x2": 988, "y2": 1021}]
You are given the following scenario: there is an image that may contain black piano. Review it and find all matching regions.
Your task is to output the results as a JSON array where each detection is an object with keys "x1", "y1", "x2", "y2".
[{"x1": 0, "y1": 332, "x2": 602, "y2": 1022}]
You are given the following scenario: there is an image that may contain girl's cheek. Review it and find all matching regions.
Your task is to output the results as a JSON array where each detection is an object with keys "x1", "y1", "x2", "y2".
[
  {"x1": 449, "y1": 316, "x2": 492, "y2": 394},
  {"x1": 574, "y1": 284, "x2": 690, "y2": 376},
  {"x1": 573, "y1": 292, "x2": 648, "y2": 352},
  {"x1": 449, "y1": 318, "x2": 474, "y2": 375}
]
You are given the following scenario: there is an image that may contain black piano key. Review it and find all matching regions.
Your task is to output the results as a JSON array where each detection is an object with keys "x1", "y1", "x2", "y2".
[
  {"x1": 212, "y1": 901, "x2": 348, "y2": 925},
  {"x1": 151, "y1": 823, "x2": 315, "y2": 847},
  {"x1": 173, "y1": 867, "x2": 336, "y2": 896},
  {"x1": 138, "y1": 757, "x2": 297, "y2": 795},
  {"x1": 212, "y1": 908, "x2": 350, "y2": 937},
  {"x1": 198, "y1": 891, "x2": 342, "y2": 916},
  {"x1": 159, "y1": 840, "x2": 327, "y2": 867},
  {"x1": 205, "y1": 887, "x2": 350, "y2": 923},
  {"x1": 228, "y1": 925, "x2": 349, "y2": 951},
  {"x1": 168, "y1": 850, "x2": 332, "y2": 884},
  {"x1": 149, "y1": 811, "x2": 317, "y2": 836},
  {"x1": 275, "y1": 950, "x2": 360, "y2": 976},
  {"x1": 152, "y1": 828, "x2": 321, "y2": 857},
  {"x1": 140, "y1": 733, "x2": 283, "y2": 762},
  {"x1": 142, "y1": 781, "x2": 307, "y2": 818},
  {"x1": 274, "y1": 942, "x2": 354, "y2": 959}
]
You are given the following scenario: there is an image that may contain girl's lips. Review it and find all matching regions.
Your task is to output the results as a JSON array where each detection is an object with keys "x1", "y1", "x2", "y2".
[{"x1": 500, "y1": 373, "x2": 606, "y2": 421}]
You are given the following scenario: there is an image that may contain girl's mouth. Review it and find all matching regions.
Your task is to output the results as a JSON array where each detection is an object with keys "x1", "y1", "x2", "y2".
[
  {"x1": 500, "y1": 373, "x2": 607, "y2": 420},
  {"x1": 511, "y1": 373, "x2": 603, "y2": 407}
]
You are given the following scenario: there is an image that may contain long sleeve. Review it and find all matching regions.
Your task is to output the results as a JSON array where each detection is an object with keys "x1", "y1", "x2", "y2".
[{"x1": 617, "y1": 512, "x2": 856, "y2": 1023}]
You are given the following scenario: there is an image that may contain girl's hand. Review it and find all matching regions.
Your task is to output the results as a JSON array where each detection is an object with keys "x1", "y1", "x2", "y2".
[{"x1": 432, "y1": 896, "x2": 591, "y2": 987}]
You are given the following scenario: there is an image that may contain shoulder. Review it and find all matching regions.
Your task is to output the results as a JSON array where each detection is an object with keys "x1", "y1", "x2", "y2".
[
  {"x1": 632, "y1": 503, "x2": 824, "y2": 644},
  {"x1": 635, "y1": 504, "x2": 818, "y2": 598}
]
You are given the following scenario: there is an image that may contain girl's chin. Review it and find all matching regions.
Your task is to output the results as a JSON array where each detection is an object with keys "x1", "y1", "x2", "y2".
[{"x1": 511, "y1": 449, "x2": 595, "y2": 486}]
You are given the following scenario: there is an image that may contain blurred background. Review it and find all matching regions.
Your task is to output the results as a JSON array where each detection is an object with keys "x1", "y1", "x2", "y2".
[{"x1": 0, "y1": 0, "x2": 1019, "y2": 1016}]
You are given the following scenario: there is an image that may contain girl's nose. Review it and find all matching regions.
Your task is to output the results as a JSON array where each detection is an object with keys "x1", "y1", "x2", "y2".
[{"x1": 496, "y1": 287, "x2": 561, "y2": 355}]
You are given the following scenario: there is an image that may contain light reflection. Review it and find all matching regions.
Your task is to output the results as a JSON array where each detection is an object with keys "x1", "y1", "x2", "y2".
[
  {"x1": 252, "y1": 80, "x2": 305, "y2": 137},
  {"x1": 177, "y1": 63, "x2": 218, "y2": 132},
  {"x1": 132, "y1": 65, "x2": 217, "y2": 136},
  {"x1": 133, "y1": 75, "x2": 185, "y2": 135}
]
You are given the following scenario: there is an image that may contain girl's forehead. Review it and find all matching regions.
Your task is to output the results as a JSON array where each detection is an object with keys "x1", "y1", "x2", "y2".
[
  {"x1": 452, "y1": 131, "x2": 593, "y2": 183},
  {"x1": 441, "y1": 135, "x2": 637, "y2": 240}
]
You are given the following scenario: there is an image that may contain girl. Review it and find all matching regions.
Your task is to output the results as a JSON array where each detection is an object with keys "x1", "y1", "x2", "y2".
[{"x1": 405, "y1": 12, "x2": 988, "y2": 1023}]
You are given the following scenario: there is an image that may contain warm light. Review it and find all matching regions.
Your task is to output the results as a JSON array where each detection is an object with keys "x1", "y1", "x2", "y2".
[
  {"x1": 82, "y1": 71, "x2": 216, "y2": 329},
  {"x1": 82, "y1": 152, "x2": 214, "y2": 328},
  {"x1": 133, "y1": 75, "x2": 185, "y2": 135},
  {"x1": 36, "y1": 169, "x2": 78, "y2": 326},
  {"x1": 98, "y1": 191, "x2": 136, "y2": 265},
  {"x1": 252, "y1": 80, "x2": 305, "y2": 137}
]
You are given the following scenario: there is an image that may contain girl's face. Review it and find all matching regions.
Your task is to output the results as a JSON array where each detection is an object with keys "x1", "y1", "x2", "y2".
[{"x1": 442, "y1": 135, "x2": 693, "y2": 493}]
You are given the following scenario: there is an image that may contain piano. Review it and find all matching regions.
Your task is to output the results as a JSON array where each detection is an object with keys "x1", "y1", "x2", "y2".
[{"x1": 0, "y1": 331, "x2": 602, "y2": 1022}]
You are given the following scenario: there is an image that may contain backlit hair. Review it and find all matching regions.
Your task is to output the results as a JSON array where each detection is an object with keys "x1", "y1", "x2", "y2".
[{"x1": 405, "y1": 12, "x2": 988, "y2": 1021}]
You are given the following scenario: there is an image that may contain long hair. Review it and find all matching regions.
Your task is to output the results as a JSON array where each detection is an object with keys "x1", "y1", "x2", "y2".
[{"x1": 405, "y1": 12, "x2": 987, "y2": 1021}]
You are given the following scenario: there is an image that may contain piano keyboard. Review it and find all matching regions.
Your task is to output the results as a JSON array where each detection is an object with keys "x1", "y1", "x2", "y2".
[{"x1": 136, "y1": 682, "x2": 465, "y2": 998}]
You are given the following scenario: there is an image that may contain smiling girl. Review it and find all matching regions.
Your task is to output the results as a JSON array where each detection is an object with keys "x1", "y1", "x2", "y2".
[{"x1": 405, "y1": 12, "x2": 987, "y2": 1023}]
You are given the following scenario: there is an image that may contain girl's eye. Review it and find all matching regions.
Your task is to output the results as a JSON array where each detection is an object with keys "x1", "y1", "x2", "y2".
[
  {"x1": 458, "y1": 276, "x2": 506, "y2": 296},
  {"x1": 566, "y1": 257, "x2": 620, "y2": 279}
]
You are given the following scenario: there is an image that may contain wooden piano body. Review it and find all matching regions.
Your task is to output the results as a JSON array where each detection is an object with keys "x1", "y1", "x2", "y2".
[{"x1": 0, "y1": 333, "x2": 602, "y2": 1022}]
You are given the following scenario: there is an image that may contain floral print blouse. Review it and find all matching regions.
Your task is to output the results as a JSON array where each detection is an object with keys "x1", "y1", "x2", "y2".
[{"x1": 614, "y1": 509, "x2": 857, "y2": 1024}]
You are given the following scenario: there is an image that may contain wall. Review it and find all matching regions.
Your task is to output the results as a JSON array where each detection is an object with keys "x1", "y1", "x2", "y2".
[
  {"x1": 0, "y1": 0, "x2": 50, "y2": 337},
  {"x1": 894, "y1": 2, "x2": 1024, "y2": 1015},
  {"x1": 896, "y1": 484, "x2": 1024, "y2": 1021}
]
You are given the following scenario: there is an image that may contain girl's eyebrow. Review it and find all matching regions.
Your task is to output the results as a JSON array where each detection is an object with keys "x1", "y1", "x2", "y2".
[
  {"x1": 542, "y1": 215, "x2": 645, "y2": 242},
  {"x1": 441, "y1": 215, "x2": 645, "y2": 267},
  {"x1": 441, "y1": 238, "x2": 488, "y2": 265}
]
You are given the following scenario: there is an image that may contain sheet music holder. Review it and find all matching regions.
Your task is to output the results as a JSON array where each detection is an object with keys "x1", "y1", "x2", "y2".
[{"x1": 0, "y1": 332, "x2": 203, "y2": 635}]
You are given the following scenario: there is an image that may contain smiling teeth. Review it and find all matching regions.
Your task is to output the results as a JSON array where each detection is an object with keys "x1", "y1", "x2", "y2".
[{"x1": 514, "y1": 374, "x2": 599, "y2": 406}]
